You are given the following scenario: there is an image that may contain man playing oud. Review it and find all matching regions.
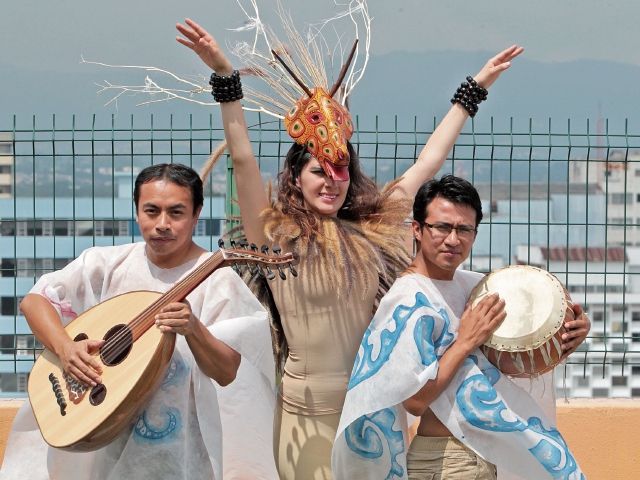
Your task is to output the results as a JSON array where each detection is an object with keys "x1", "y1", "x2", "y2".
[
  {"x1": 0, "y1": 164, "x2": 278, "y2": 480},
  {"x1": 333, "y1": 175, "x2": 590, "y2": 479}
]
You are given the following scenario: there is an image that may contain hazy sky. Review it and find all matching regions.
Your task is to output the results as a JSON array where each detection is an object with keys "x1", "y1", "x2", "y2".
[
  {"x1": 2, "y1": 0, "x2": 638, "y2": 74},
  {"x1": 2, "y1": 0, "x2": 638, "y2": 127}
]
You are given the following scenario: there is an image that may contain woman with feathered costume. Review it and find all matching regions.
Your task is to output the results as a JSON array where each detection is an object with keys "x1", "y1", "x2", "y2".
[{"x1": 176, "y1": 2, "x2": 522, "y2": 477}]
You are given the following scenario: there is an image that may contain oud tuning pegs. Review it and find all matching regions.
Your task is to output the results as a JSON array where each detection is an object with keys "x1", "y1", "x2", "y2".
[
  {"x1": 226, "y1": 238, "x2": 246, "y2": 276},
  {"x1": 288, "y1": 262, "x2": 298, "y2": 277},
  {"x1": 270, "y1": 246, "x2": 287, "y2": 280},
  {"x1": 218, "y1": 239, "x2": 243, "y2": 275},
  {"x1": 260, "y1": 245, "x2": 276, "y2": 280},
  {"x1": 249, "y1": 243, "x2": 266, "y2": 278},
  {"x1": 237, "y1": 239, "x2": 255, "y2": 275}
]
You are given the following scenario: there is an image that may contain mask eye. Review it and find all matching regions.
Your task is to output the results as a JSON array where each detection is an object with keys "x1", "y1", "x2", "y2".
[{"x1": 306, "y1": 112, "x2": 325, "y2": 125}]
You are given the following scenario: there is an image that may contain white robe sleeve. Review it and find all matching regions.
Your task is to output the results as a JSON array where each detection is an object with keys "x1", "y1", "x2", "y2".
[
  {"x1": 187, "y1": 267, "x2": 277, "y2": 480},
  {"x1": 332, "y1": 275, "x2": 585, "y2": 480},
  {"x1": 333, "y1": 279, "x2": 447, "y2": 479},
  {"x1": 1, "y1": 248, "x2": 277, "y2": 480},
  {"x1": 29, "y1": 247, "x2": 111, "y2": 324},
  {"x1": 0, "y1": 247, "x2": 116, "y2": 480}
]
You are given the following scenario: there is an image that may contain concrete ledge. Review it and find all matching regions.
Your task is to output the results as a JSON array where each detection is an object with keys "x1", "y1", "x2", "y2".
[
  {"x1": 556, "y1": 398, "x2": 640, "y2": 479},
  {"x1": 0, "y1": 398, "x2": 637, "y2": 478},
  {"x1": 0, "y1": 399, "x2": 23, "y2": 467}
]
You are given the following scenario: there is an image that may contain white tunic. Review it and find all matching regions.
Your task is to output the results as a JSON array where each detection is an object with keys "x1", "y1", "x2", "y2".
[
  {"x1": 0, "y1": 242, "x2": 278, "y2": 480},
  {"x1": 332, "y1": 271, "x2": 584, "y2": 480}
]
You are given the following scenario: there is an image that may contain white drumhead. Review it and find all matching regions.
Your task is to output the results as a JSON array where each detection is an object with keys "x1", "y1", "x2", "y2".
[{"x1": 469, "y1": 265, "x2": 567, "y2": 352}]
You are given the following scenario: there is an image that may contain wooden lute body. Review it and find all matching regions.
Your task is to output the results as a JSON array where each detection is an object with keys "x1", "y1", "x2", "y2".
[{"x1": 28, "y1": 243, "x2": 298, "y2": 452}]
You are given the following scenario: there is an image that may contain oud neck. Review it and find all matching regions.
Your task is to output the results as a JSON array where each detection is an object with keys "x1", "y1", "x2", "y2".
[
  {"x1": 161, "y1": 250, "x2": 224, "y2": 304},
  {"x1": 130, "y1": 251, "x2": 224, "y2": 340}
]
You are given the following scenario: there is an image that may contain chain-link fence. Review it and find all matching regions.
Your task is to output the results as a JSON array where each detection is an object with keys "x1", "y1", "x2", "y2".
[{"x1": 2, "y1": 113, "x2": 639, "y2": 398}]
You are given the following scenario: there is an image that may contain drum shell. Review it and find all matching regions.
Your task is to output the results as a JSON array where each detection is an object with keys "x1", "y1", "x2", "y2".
[
  {"x1": 480, "y1": 324, "x2": 570, "y2": 378},
  {"x1": 471, "y1": 266, "x2": 575, "y2": 378}
]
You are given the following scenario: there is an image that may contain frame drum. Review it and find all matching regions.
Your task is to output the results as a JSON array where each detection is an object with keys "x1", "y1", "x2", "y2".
[{"x1": 468, "y1": 265, "x2": 574, "y2": 378}]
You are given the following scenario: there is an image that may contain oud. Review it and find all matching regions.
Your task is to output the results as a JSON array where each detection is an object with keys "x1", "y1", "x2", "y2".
[{"x1": 28, "y1": 241, "x2": 297, "y2": 452}]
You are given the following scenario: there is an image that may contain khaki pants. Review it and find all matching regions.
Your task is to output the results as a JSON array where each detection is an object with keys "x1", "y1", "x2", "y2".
[
  {"x1": 407, "y1": 436, "x2": 497, "y2": 480},
  {"x1": 273, "y1": 402, "x2": 341, "y2": 480}
]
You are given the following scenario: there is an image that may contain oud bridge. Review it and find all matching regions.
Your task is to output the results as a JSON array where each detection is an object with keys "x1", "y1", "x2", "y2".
[
  {"x1": 48, "y1": 371, "x2": 109, "y2": 416},
  {"x1": 48, "y1": 328, "x2": 129, "y2": 415}
]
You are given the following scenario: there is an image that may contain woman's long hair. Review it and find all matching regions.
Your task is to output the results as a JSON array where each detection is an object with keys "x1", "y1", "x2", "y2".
[
  {"x1": 276, "y1": 141, "x2": 383, "y2": 240},
  {"x1": 258, "y1": 141, "x2": 396, "y2": 375}
]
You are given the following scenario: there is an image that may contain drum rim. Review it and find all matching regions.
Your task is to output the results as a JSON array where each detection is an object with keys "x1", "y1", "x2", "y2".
[{"x1": 469, "y1": 265, "x2": 568, "y2": 352}]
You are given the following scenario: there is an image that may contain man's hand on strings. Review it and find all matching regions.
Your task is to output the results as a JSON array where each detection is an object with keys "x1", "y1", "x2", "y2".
[
  {"x1": 474, "y1": 45, "x2": 524, "y2": 89},
  {"x1": 58, "y1": 338, "x2": 105, "y2": 387},
  {"x1": 155, "y1": 300, "x2": 199, "y2": 337},
  {"x1": 176, "y1": 19, "x2": 234, "y2": 75},
  {"x1": 561, "y1": 303, "x2": 591, "y2": 359}
]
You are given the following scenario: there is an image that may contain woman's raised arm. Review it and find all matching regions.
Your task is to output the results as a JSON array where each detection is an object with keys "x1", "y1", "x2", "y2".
[
  {"x1": 176, "y1": 19, "x2": 271, "y2": 246},
  {"x1": 391, "y1": 45, "x2": 524, "y2": 200}
]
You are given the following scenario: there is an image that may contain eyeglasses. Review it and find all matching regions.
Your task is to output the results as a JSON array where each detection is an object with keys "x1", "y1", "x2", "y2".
[{"x1": 420, "y1": 222, "x2": 477, "y2": 240}]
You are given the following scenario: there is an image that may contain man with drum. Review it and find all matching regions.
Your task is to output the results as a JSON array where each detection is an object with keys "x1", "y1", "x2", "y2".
[
  {"x1": 332, "y1": 175, "x2": 589, "y2": 480},
  {"x1": 0, "y1": 164, "x2": 277, "y2": 479}
]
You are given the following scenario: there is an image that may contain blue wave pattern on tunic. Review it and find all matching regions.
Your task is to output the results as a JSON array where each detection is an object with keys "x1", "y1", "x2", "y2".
[
  {"x1": 345, "y1": 407, "x2": 405, "y2": 480},
  {"x1": 161, "y1": 352, "x2": 189, "y2": 390},
  {"x1": 413, "y1": 305, "x2": 454, "y2": 364},
  {"x1": 456, "y1": 357, "x2": 585, "y2": 480},
  {"x1": 527, "y1": 418, "x2": 585, "y2": 480},
  {"x1": 345, "y1": 293, "x2": 456, "y2": 479},
  {"x1": 133, "y1": 407, "x2": 181, "y2": 444},
  {"x1": 133, "y1": 353, "x2": 188, "y2": 444},
  {"x1": 349, "y1": 292, "x2": 442, "y2": 390},
  {"x1": 472, "y1": 355, "x2": 501, "y2": 385}
]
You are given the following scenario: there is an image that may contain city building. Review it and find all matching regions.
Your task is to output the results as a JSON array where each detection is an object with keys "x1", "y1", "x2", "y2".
[{"x1": 0, "y1": 133, "x2": 13, "y2": 198}]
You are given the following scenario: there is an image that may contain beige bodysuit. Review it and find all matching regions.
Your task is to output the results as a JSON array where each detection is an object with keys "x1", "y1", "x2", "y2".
[
  {"x1": 270, "y1": 258, "x2": 378, "y2": 415},
  {"x1": 260, "y1": 192, "x2": 412, "y2": 479}
]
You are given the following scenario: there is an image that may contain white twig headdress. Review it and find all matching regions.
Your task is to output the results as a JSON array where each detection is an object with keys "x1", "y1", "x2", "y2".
[{"x1": 82, "y1": 0, "x2": 371, "y2": 180}]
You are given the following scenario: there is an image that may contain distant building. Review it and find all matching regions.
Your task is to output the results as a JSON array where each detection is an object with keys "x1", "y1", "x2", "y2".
[
  {"x1": 570, "y1": 149, "x2": 640, "y2": 246},
  {"x1": 0, "y1": 133, "x2": 13, "y2": 198}
]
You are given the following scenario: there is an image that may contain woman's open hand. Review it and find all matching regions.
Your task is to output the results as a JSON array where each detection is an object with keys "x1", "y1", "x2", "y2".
[
  {"x1": 176, "y1": 19, "x2": 234, "y2": 75},
  {"x1": 474, "y1": 45, "x2": 524, "y2": 89}
]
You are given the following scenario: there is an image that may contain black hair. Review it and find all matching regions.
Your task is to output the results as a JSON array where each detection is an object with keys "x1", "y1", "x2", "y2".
[
  {"x1": 133, "y1": 163, "x2": 204, "y2": 214},
  {"x1": 413, "y1": 174, "x2": 483, "y2": 226}
]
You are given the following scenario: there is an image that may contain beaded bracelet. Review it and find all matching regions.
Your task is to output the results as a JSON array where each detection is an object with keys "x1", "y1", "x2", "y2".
[
  {"x1": 209, "y1": 70, "x2": 244, "y2": 103},
  {"x1": 450, "y1": 76, "x2": 488, "y2": 118}
]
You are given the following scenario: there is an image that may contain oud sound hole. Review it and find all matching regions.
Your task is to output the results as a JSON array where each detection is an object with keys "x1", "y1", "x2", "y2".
[
  {"x1": 74, "y1": 333, "x2": 88, "y2": 342},
  {"x1": 89, "y1": 384, "x2": 107, "y2": 406},
  {"x1": 100, "y1": 324, "x2": 133, "y2": 366}
]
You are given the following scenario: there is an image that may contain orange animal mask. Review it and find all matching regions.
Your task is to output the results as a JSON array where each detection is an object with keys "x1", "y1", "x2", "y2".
[
  {"x1": 284, "y1": 87, "x2": 354, "y2": 182},
  {"x1": 272, "y1": 40, "x2": 358, "y2": 182}
]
